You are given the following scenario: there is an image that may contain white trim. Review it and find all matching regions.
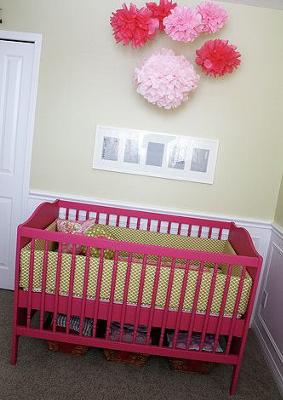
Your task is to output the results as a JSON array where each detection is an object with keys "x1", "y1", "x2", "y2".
[
  {"x1": 272, "y1": 223, "x2": 283, "y2": 238},
  {"x1": 0, "y1": 30, "x2": 42, "y2": 43},
  {"x1": 0, "y1": 30, "x2": 42, "y2": 222},
  {"x1": 252, "y1": 224, "x2": 283, "y2": 397},
  {"x1": 253, "y1": 319, "x2": 283, "y2": 397},
  {"x1": 258, "y1": 314, "x2": 283, "y2": 364},
  {"x1": 28, "y1": 189, "x2": 272, "y2": 228}
]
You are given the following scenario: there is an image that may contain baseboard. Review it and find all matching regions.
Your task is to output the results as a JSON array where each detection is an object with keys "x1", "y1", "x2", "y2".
[
  {"x1": 253, "y1": 318, "x2": 283, "y2": 397},
  {"x1": 252, "y1": 223, "x2": 283, "y2": 397}
]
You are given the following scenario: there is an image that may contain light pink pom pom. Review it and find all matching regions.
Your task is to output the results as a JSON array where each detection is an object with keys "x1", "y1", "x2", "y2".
[
  {"x1": 197, "y1": 1, "x2": 228, "y2": 34},
  {"x1": 134, "y1": 49, "x2": 199, "y2": 109},
  {"x1": 163, "y1": 6, "x2": 202, "y2": 42}
]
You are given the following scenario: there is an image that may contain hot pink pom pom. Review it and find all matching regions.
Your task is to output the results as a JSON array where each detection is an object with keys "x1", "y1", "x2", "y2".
[
  {"x1": 110, "y1": 3, "x2": 159, "y2": 48},
  {"x1": 163, "y1": 6, "x2": 202, "y2": 42},
  {"x1": 146, "y1": 0, "x2": 177, "y2": 31},
  {"x1": 134, "y1": 49, "x2": 200, "y2": 109},
  {"x1": 196, "y1": 39, "x2": 241, "y2": 77},
  {"x1": 197, "y1": 1, "x2": 228, "y2": 33}
]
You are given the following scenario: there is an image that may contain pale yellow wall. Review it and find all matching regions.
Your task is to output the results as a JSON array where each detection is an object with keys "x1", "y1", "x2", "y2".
[
  {"x1": 275, "y1": 175, "x2": 283, "y2": 227},
  {"x1": 1, "y1": 0, "x2": 283, "y2": 220}
]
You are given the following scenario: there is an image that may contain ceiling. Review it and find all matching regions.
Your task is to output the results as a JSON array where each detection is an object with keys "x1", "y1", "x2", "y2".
[{"x1": 219, "y1": 0, "x2": 283, "y2": 9}]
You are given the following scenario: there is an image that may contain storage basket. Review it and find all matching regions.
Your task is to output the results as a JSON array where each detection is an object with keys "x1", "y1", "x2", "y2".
[
  {"x1": 46, "y1": 315, "x2": 89, "y2": 356},
  {"x1": 103, "y1": 349, "x2": 149, "y2": 366},
  {"x1": 47, "y1": 339, "x2": 88, "y2": 356},
  {"x1": 169, "y1": 358, "x2": 214, "y2": 374}
]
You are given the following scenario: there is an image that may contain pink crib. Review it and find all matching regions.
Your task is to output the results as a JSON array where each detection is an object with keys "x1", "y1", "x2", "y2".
[{"x1": 11, "y1": 200, "x2": 262, "y2": 395}]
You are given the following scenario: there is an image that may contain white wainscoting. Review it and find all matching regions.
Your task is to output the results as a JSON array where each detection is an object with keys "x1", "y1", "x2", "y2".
[{"x1": 253, "y1": 224, "x2": 283, "y2": 398}]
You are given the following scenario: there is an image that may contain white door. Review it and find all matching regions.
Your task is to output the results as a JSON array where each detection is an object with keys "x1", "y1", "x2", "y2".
[{"x1": 0, "y1": 39, "x2": 38, "y2": 289}]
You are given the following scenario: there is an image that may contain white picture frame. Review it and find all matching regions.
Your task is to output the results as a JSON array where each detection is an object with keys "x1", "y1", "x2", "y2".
[{"x1": 93, "y1": 125, "x2": 219, "y2": 184}]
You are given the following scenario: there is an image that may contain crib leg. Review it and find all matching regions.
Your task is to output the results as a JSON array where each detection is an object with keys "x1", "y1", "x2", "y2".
[
  {"x1": 11, "y1": 334, "x2": 19, "y2": 365},
  {"x1": 229, "y1": 363, "x2": 241, "y2": 396}
]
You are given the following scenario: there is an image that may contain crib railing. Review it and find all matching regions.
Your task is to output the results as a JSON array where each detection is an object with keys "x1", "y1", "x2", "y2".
[
  {"x1": 57, "y1": 200, "x2": 232, "y2": 240},
  {"x1": 12, "y1": 200, "x2": 262, "y2": 395},
  {"x1": 14, "y1": 231, "x2": 259, "y2": 346}
]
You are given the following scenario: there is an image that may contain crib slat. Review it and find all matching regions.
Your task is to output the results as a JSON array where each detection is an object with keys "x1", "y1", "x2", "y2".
[
  {"x1": 133, "y1": 254, "x2": 147, "y2": 344},
  {"x1": 226, "y1": 266, "x2": 247, "y2": 355},
  {"x1": 157, "y1": 220, "x2": 161, "y2": 233},
  {"x1": 146, "y1": 255, "x2": 162, "y2": 345},
  {"x1": 197, "y1": 226, "x2": 201, "y2": 238},
  {"x1": 53, "y1": 242, "x2": 63, "y2": 333},
  {"x1": 199, "y1": 264, "x2": 218, "y2": 352},
  {"x1": 106, "y1": 214, "x2": 110, "y2": 226},
  {"x1": 120, "y1": 253, "x2": 133, "y2": 342},
  {"x1": 177, "y1": 223, "x2": 182, "y2": 236},
  {"x1": 167, "y1": 222, "x2": 172, "y2": 234},
  {"x1": 172, "y1": 260, "x2": 190, "y2": 349},
  {"x1": 66, "y1": 208, "x2": 70, "y2": 220},
  {"x1": 79, "y1": 246, "x2": 91, "y2": 336},
  {"x1": 95, "y1": 212, "x2": 99, "y2": 224},
  {"x1": 218, "y1": 229, "x2": 222, "y2": 240},
  {"x1": 39, "y1": 240, "x2": 49, "y2": 330},
  {"x1": 213, "y1": 264, "x2": 233, "y2": 352},
  {"x1": 126, "y1": 216, "x2": 130, "y2": 228},
  {"x1": 75, "y1": 209, "x2": 80, "y2": 221},
  {"x1": 116, "y1": 215, "x2": 120, "y2": 227},
  {"x1": 66, "y1": 245, "x2": 77, "y2": 335},
  {"x1": 106, "y1": 251, "x2": 119, "y2": 341},
  {"x1": 187, "y1": 261, "x2": 205, "y2": 349},
  {"x1": 159, "y1": 258, "x2": 176, "y2": 347},
  {"x1": 208, "y1": 227, "x2": 213, "y2": 239},
  {"x1": 27, "y1": 239, "x2": 36, "y2": 329},
  {"x1": 137, "y1": 217, "x2": 141, "y2": 230},
  {"x1": 86, "y1": 211, "x2": 90, "y2": 220},
  {"x1": 92, "y1": 248, "x2": 105, "y2": 338},
  {"x1": 188, "y1": 225, "x2": 192, "y2": 237},
  {"x1": 147, "y1": 219, "x2": 151, "y2": 231}
]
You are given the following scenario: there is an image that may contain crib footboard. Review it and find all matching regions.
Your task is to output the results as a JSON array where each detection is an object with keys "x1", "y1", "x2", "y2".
[{"x1": 11, "y1": 201, "x2": 262, "y2": 396}]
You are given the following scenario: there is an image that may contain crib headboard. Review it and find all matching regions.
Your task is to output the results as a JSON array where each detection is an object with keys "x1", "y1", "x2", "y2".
[{"x1": 57, "y1": 199, "x2": 232, "y2": 241}]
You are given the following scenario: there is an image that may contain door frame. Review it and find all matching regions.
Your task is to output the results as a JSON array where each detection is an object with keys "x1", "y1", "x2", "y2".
[{"x1": 0, "y1": 30, "x2": 42, "y2": 220}]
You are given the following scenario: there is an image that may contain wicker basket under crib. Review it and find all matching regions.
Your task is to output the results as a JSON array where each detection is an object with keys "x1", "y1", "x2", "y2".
[
  {"x1": 47, "y1": 339, "x2": 88, "y2": 356},
  {"x1": 103, "y1": 349, "x2": 149, "y2": 366},
  {"x1": 169, "y1": 358, "x2": 214, "y2": 374}
]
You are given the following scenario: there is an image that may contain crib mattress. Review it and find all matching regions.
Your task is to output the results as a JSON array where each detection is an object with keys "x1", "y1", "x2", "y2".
[{"x1": 19, "y1": 223, "x2": 252, "y2": 316}]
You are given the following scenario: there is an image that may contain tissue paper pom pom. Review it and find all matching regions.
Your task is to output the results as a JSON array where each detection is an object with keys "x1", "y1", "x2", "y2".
[
  {"x1": 134, "y1": 49, "x2": 200, "y2": 109},
  {"x1": 110, "y1": 3, "x2": 159, "y2": 48},
  {"x1": 196, "y1": 39, "x2": 241, "y2": 77},
  {"x1": 164, "y1": 6, "x2": 202, "y2": 42},
  {"x1": 146, "y1": 0, "x2": 177, "y2": 30},
  {"x1": 197, "y1": 1, "x2": 228, "y2": 33}
]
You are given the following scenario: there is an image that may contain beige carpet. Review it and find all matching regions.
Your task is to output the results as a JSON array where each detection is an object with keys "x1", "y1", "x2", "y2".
[{"x1": 0, "y1": 290, "x2": 281, "y2": 400}]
